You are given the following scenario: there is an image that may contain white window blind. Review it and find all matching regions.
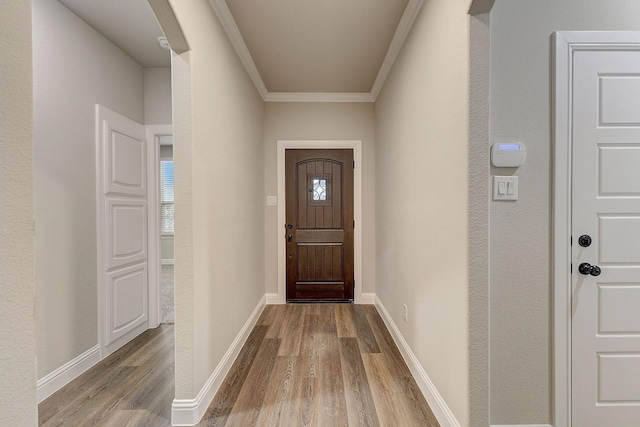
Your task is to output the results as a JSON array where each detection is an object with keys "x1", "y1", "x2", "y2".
[{"x1": 160, "y1": 160, "x2": 174, "y2": 234}]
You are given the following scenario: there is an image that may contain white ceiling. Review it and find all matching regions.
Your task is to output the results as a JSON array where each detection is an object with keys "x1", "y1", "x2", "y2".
[{"x1": 57, "y1": 0, "x2": 421, "y2": 98}]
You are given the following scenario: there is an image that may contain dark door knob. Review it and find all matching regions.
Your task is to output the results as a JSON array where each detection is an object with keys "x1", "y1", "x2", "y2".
[
  {"x1": 578, "y1": 262, "x2": 601, "y2": 276},
  {"x1": 578, "y1": 235, "x2": 592, "y2": 248},
  {"x1": 287, "y1": 234, "x2": 293, "y2": 242}
]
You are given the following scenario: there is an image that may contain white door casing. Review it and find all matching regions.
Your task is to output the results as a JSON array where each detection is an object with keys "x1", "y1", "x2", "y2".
[
  {"x1": 146, "y1": 125, "x2": 172, "y2": 328},
  {"x1": 96, "y1": 105, "x2": 149, "y2": 358},
  {"x1": 554, "y1": 32, "x2": 640, "y2": 427}
]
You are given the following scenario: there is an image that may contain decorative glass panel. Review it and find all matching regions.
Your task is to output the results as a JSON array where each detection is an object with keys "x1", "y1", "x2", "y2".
[{"x1": 313, "y1": 179, "x2": 327, "y2": 201}]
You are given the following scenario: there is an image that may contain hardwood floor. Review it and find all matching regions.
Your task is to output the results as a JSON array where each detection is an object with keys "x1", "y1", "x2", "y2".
[{"x1": 39, "y1": 304, "x2": 439, "y2": 427}]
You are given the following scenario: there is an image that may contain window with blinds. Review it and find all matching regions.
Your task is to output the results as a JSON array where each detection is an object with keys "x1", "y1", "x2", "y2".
[{"x1": 160, "y1": 160, "x2": 174, "y2": 235}]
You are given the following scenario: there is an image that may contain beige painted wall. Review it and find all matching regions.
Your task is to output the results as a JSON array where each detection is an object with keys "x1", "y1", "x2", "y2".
[
  {"x1": 33, "y1": 0, "x2": 144, "y2": 378},
  {"x1": 144, "y1": 67, "x2": 172, "y2": 125},
  {"x1": 263, "y1": 103, "x2": 376, "y2": 297},
  {"x1": 469, "y1": 11, "x2": 491, "y2": 427},
  {"x1": 168, "y1": 0, "x2": 265, "y2": 398},
  {"x1": 0, "y1": 1, "x2": 37, "y2": 424},
  {"x1": 489, "y1": 1, "x2": 640, "y2": 424},
  {"x1": 374, "y1": 0, "x2": 471, "y2": 424}
]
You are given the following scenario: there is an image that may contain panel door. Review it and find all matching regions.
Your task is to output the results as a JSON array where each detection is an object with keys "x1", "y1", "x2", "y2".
[
  {"x1": 572, "y1": 49, "x2": 640, "y2": 425},
  {"x1": 285, "y1": 149, "x2": 354, "y2": 301},
  {"x1": 97, "y1": 105, "x2": 148, "y2": 356}
]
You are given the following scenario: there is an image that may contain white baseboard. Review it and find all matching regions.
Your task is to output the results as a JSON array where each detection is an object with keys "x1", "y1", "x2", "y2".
[
  {"x1": 374, "y1": 296, "x2": 461, "y2": 427},
  {"x1": 37, "y1": 344, "x2": 101, "y2": 403},
  {"x1": 492, "y1": 425, "x2": 553, "y2": 427},
  {"x1": 265, "y1": 292, "x2": 283, "y2": 305},
  {"x1": 359, "y1": 292, "x2": 376, "y2": 304},
  {"x1": 171, "y1": 295, "x2": 266, "y2": 426}
]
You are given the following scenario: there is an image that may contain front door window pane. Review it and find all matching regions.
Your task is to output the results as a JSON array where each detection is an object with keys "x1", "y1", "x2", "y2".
[{"x1": 313, "y1": 178, "x2": 327, "y2": 201}]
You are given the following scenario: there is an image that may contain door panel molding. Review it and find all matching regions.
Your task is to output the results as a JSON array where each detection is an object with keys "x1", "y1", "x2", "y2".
[
  {"x1": 553, "y1": 31, "x2": 640, "y2": 427},
  {"x1": 276, "y1": 140, "x2": 363, "y2": 304},
  {"x1": 106, "y1": 263, "x2": 148, "y2": 343},
  {"x1": 105, "y1": 199, "x2": 147, "y2": 269}
]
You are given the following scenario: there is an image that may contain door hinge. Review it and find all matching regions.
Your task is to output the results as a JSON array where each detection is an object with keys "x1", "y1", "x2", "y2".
[
  {"x1": 353, "y1": 220, "x2": 355, "y2": 229},
  {"x1": 353, "y1": 161, "x2": 355, "y2": 169}
]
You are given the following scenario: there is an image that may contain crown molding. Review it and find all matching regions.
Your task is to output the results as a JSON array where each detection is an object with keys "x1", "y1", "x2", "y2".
[
  {"x1": 370, "y1": 0, "x2": 424, "y2": 101},
  {"x1": 209, "y1": 0, "x2": 269, "y2": 99},
  {"x1": 265, "y1": 92, "x2": 375, "y2": 103},
  {"x1": 210, "y1": 0, "x2": 422, "y2": 103}
]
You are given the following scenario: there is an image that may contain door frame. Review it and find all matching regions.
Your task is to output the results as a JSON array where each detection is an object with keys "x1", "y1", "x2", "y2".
[
  {"x1": 553, "y1": 31, "x2": 640, "y2": 427},
  {"x1": 275, "y1": 140, "x2": 364, "y2": 304},
  {"x1": 146, "y1": 125, "x2": 172, "y2": 328},
  {"x1": 96, "y1": 110, "x2": 168, "y2": 357}
]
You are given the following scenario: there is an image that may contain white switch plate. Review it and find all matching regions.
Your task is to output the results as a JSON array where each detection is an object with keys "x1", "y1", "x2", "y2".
[
  {"x1": 493, "y1": 176, "x2": 518, "y2": 201},
  {"x1": 266, "y1": 196, "x2": 277, "y2": 206}
]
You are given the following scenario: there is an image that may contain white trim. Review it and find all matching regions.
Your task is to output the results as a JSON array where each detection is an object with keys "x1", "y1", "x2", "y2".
[
  {"x1": 265, "y1": 292, "x2": 282, "y2": 305},
  {"x1": 370, "y1": 0, "x2": 424, "y2": 100},
  {"x1": 374, "y1": 296, "x2": 461, "y2": 427},
  {"x1": 171, "y1": 295, "x2": 266, "y2": 426},
  {"x1": 95, "y1": 105, "x2": 106, "y2": 359},
  {"x1": 208, "y1": 0, "x2": 269, "y2": 99},
  {"x1": 208, "y1": 0, "x2": 422, "y2": 102},
  {"x1": 491, "y1": 425, "x2": 552, "y2": 427},
  {"x1": 265, "y1": 92, "x2": 374, "y2": 103},
  {"x1": 360, "y1": 292, "x2": 376, "y2": 305},
  {"x1": 553, "y1": 31, "x2": 640, "y2": 427},
  {"x1": 276, "y1": 140, "x2": 363, "y2": 304},
  {"x1": 161, "y1": 259, "x2": 175, "y2": 266},
  {"x1": 146, "y1": 125, "x2": 172, "y2": 329},
  {"x1": 552, "y1": 31, "x2": 572, "y2": 427},
  {"x1": 37, "y1": 344, "x2": 101, "y2": 403}
]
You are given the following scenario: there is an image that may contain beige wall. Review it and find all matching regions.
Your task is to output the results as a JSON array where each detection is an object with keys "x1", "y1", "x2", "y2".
[
  {"x1": 489, "y1": 1, "x2": 640, "y2": 424},
  {"x1": 263, "y1": 103, "x2": 376, "y2": 297},
  {"x1": 33, "y1": 0, "x2": 144, "y2": 379},
  {"x1": 374, "y1": 0, "x2": 471, "y2": 424},
  {"x1": 168, "y1": 0, "x2": 265, "y2": 398},
  {"x1": 0, "y1": 1, "x2": 37, "y2": 424},
  {"x1": 469, "y1": 10, "x2": 491, "y2": 427},
  {"x1": 144, "y1": 67, "x2": 172, "y2": 125}
]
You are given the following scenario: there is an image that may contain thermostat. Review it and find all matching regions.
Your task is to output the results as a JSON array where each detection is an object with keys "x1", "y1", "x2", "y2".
[{"x1": 491, "y1": 143, "x2": 526, "y2": 167}]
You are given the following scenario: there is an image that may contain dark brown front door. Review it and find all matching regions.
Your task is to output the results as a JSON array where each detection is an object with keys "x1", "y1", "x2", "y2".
[{"x1": 285, "y1": 149, "x2": 354, "y2": 302}]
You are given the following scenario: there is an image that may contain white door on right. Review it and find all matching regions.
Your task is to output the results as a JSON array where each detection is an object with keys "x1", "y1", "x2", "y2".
[{"x1": 572, "y1": 48, "x2": 640, "y2": 426}]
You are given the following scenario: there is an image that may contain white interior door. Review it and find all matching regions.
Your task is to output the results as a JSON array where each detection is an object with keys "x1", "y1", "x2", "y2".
[
  {"x1": 96, "y1": 105, "x2": 149, "y2": 357},
  {"x1": 572, "y1": 48, "x2": 640, "y2": 425}
]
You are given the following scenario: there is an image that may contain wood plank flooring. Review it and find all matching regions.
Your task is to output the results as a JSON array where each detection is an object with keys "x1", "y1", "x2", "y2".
[{"x1": 39, "y1": 304, "x2": 439, "y2": 427}]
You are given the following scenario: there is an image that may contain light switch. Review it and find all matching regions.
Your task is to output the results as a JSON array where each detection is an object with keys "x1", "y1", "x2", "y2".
[
  {"x1": 266, "y1": 196, "x2": 277, "y2": 206},
  {"x1": 493, "y1": 176, "x2": 518, "y2": 201}
]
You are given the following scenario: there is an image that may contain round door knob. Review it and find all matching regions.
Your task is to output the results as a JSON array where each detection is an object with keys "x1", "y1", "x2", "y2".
[
  {"x1": 578, "y1": 262, "x2": 601, "y2": 276},
  {"x1": 578, "y1": 262, "x2": 593, "y2": 275},
  {"x1": 578, "y1": 235, "x2": 592, "y2": 248}
]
